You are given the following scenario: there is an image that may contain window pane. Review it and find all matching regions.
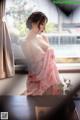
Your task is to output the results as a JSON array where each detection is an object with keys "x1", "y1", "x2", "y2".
[{"x1": 6, "y1": 0, "x2": 80, "y2": 64}]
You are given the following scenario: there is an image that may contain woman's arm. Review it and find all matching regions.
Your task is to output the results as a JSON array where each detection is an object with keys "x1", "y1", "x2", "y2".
[
  {"x1": 41, "y1": 34, "x2": 49, "y2": 43},
  {"x1": 42, "y1": 34, "x2": 54, "y2": 51}
]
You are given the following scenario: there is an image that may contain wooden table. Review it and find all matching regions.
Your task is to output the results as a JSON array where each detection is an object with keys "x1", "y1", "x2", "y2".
[{"x1": 0, "y1": 96, "x2": 78, "y2": 120}]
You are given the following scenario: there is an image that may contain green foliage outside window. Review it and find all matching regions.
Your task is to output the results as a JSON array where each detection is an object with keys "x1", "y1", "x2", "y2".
[
  {"x1": 45, "y1": 22, "x2": 57, "y2": 33},
  {"x1": 6, "y1": 0, "x2": 58, "y2": 37}
]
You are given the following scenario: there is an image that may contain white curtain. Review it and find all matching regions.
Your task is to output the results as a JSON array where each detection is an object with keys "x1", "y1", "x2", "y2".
[{"x1": 0, "y1": 0, "x2": 14, "y2": 79}]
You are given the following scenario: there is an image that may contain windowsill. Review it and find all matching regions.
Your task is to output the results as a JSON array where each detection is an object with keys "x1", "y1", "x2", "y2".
[
  {"x1": 57, "y1": 63, "x2": 80, "y2": 73},
  {"x1": 15, "y1": 63, "x2": 80, "y2": 73}
]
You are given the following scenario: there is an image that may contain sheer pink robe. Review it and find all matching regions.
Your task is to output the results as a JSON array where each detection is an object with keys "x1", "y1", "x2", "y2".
[{"x1": 22, "y1": 37, "x2": 62, "y2": 95}]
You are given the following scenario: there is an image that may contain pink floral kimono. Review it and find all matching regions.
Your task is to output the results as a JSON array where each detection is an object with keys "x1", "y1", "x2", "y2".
[{"x1": 23, "y1": 48, "x2": 62, "y2": 96}]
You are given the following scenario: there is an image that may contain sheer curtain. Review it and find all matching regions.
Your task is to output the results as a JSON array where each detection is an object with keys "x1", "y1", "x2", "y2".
[{"x1": 0, "y1": 0, "x2": 14, "y2": 79}]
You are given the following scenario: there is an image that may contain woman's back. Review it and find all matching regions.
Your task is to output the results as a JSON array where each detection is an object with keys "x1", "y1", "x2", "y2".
[{"x1": 22, "y1": 34, "x2": 49, "y2": 64}]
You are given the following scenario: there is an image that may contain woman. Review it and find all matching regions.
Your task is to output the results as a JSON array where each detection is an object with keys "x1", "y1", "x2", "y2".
[{"x1": 21, "y1": 11, "x2": 63, "y2": 95}]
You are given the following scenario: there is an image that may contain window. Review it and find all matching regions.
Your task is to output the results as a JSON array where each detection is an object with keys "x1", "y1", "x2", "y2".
[{"x1": 6, "y1": 0, "x2": 80, "y2": 66}]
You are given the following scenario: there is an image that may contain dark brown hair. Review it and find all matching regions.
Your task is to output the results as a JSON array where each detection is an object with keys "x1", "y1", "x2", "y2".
[{"x1": 26, "y1": 11, "x2": 48, "y2": 29}]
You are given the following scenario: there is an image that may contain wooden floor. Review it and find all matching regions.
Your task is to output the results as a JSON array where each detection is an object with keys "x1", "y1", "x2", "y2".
[{"x1": 0, "y1": 96, "x2": 79, "y2": 120}]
